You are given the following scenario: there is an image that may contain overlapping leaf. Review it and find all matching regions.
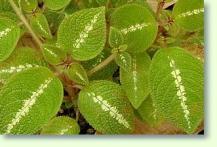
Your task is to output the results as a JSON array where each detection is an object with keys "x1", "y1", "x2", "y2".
[
  {"x1": 0, "y1": 67, "x2": 63, "y2": 134},
  {"x1": 120, "y1": 52, "x2": 151, "y2": 109},
  {"x1": 173, "y1": 0, "x2": 204, "y2": 31},
  {"x1": 110, "y1": 4, "x2": 158, "y2": 53},
  {"x1": 149, "y1": 47, "x2": 204, "y2": 134},
  {"x1": 78, "y1": 80, "x2": 135, "y2": 134},
  {"x1": 0, "y1": 18, "x2": 20, "y2": 62},
  {"x1": 41, "y1": 116, "x2": 80, "y2": 135},
  {"x1": 57, "y1": 7, "x2": 106, "y2": 61}
]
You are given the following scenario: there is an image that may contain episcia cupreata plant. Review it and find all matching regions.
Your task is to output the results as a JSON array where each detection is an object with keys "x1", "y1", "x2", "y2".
[{"x1": 0, "y1": 0, "x2": 204, "y2": 135}]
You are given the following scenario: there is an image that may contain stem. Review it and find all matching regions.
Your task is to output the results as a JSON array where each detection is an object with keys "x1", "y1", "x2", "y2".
[
  {"x1": 9, "y1": 0, "x2": 43, "y2": 49},
  {"x1": 87, "y1": 53, "x2": 116, "y2": 76}
]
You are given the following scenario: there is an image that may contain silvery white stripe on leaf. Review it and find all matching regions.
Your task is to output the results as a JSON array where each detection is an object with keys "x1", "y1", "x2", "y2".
[
  {"x1": 0, "y1": 27, "x2": 13, "y2": 39},
  {"x1": 87, "y1": 92, "x2": 130, "y2": 129},
  {"x1": 44, "y1": 47, "x2": 58, "y2": 57},
  {"x1": 168, "y1": 57, "x2": 191, "y2": 129},
  {"x1": 73, "y1": 13, "x2": 101, "y2": 49},
  {"x1": 121, "y1": 23, "x2": 150, "y2": 35},
  {"x1": 4, "y1": 78, "x2": 53, "y2": 134},
  {"x1": 0, "y1": 64, "x2": 39, "y2": 74},
  {"x1": 177, "y1": 8, "x2": 204, "y2": 18}
]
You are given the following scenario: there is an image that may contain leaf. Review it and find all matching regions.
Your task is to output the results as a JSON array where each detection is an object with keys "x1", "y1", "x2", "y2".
[
  {"x1": 66, "y1": 63, "x2": 89, "y2": 86},
  {"x1": 115, "y1": 52, "x2": 132, "y2": 72},
  {"x1": 57, "y1": 7, "x2": 106, "y2": 61},
  {"x1": 173, "y1": 0, "x2": 204, "y2": 31},
  {"x1": 0, "y1": 67, "x2": 63, "y2": 134},
  {"x1": 109, "y1": 27, "x2": 124, "y2": 48},
  {"x1": 120, "y1": 52, "x2": 151, "y2": 109},
  {"x1": 44, "y1": 0, "x2": 71, "y2": 10},
  {"x1": 110, "y1": 4, "x2": 158, "y2": 53},
  {"x1": 82, "y1": 49, "x2": 118, "y2": 80},
  {"x1": 19, "y1": 0, "x2": 38, "y2": 13},
  {"x1": 42, "y1": 44, "x2": 67, "y2": 65},
  {"x1": 149, "y1": 47, "x2": 204, "y2": 134},
  {"x1": 0, "y1": 18, "x2": 21, "y2": 62},
  {"x1": 40, "y1": 116, "x2": 80, "y2": 135},
  {"x1": 30, "y1": 13, "x2": 52, "y2": 39},
  {"x1": 137, "y1": 96, "x2": 162, "y2": 127},
  {"x1": 78, "y1": 80, "x2": 134, "y2": 134},
  {"x1": 0, "y1": 47, "x2": 46, "y2": 84}
]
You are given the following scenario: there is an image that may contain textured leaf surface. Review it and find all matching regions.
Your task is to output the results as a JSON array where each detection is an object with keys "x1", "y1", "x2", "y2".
[
  {"x1": 20, "y1": 0, "x2": 38, "y2": 13},
  {"x1": 42, "y1": 44, "x2": 66, "y2": 65},
  {"x1": 78, "y1": 80, "x2": 134, "y2": 134},
  {"x1": 110, "y1": 4, "x2": 158, "y2": 53},
  {"x1": 0, "y1": 47, "x2": 46, "y2": 85},
  {"x1": 57, "y1": 7, "x2": 106, "y2": 61},
  {"x1": 44, "y1": 0, "x2": 71, "y2": 10},
  {"x1": 66, "y1": 63, "x2": 89, "y2": 86},
  {"x1": 115, "y1": 52, "x2": 132, "y2": 72},
  {"x1": 120, "y1": 52, "x2": 151, "y2": 109},
  {"x1": 0, "y1": 18, "x2": 20, "y2": 62},
  {"x1": 41, "y1": 116, "x2": 80, "y2": 135},
  {"x1": 0, "y1": 67, "x2": 63, "y2": 134},
  {"x1": 173, "y1": 0, "x2": 204, "y2": 31},
  {"x1": 149, "y1": 47, "x2": 204, "y2": 134},
  {"x1": 30, "y1": 13, "x2": 52, "y2": 39}
]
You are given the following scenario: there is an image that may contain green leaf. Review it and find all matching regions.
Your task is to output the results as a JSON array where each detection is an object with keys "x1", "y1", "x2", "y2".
[
  {"x1": 0, "y1": 67, "x2": 63, "y2": 134},
  {"x1": 19, "y1": 0, "x2": 38, "y2": 13},
  {"x1": 44, "y1": 0, "x2": 71, "y2": 10},
  {"x1": 115, "y1": 52, "x2": 132, "y2": 72},
  {"x1": 173, "y1": 0, "x2": 204, "y2": 31},
  {"x1": 137, "y1": 96, "x2": 162, "y2": 126},
  {"x1": 0, "y1": 18, "x2": 21, "y2": 62},
  {"x1": 110, "y1": 4, "x2": 158, "y2": 53},
  {"x1": 42, "y1": 44, "x2": 67, "y2": 65},
  {"x1": 0, "y1": 47, "x2": 46, "y2": 84},
  {"x1": 66, "y1": 63, "x2": 89, "y2": 86},
  {"x1": 57, "y1": 7, "x2": 106, "y2": 61},
  {"x1": 82, "y1": 50, "x2": 118, "y2": 80},
  {"x1": 40, "y1": 116, "x2": 80, "y2": 135},
  {"x1": 78, "y1": 80, "x2": 134, "y2": 134},
  {"x1": 109, "y1": 27, "x2": 124, "y2": 48},
  {"x1": 120, "y1": 52, "x2": 151, "y2": 109},
  {"x1": 30, "y1": 13, "x2": 52, "y2": 39},
  {"x1": 149, "y1": 47, "x2": 204, "y2": 134}
]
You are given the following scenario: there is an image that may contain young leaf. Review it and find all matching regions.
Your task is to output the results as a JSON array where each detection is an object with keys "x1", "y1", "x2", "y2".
[
  {"x1": 82, "y1": 50, "x2": 118, "y2": 80},
  {"x1": 66, "y1": 63, "x2": 89, "y2": 86},
  {"x1": 30, "y1": 13, "x2": 52, "y2": 39},
  {"x1": 173, "y1": 0, "x2": 204, "y2": 31},
  {"x1": 110, "y1": 4, "x2": 158, "y2": 53},
  {"x1": 115, "y1": 52, "x2": 132, "y2": 72},
  {"x1": 120, "y1": 52, "x2": 151, "y2": 109},
  {"x1": 19, "y1": 0, "x2": 38, "y2": 13},
  {"x1": 0, "y1": 67, "x2": 63, "y2": 134},
  {"x1": 149, "y1": 47, "x2": 204, "y2": 134},
  {"x1": 42, "y1": 44, "x2": 67, "y2": 65},
  {"x1": 57, "y1": 7, "x2": 106, "y2": 61},
  {"x1": 78, "y1": 80, "x2": 135, "y2": 134},
  {"x1": 109, "y1": 27, "x2": 124, "y2": 48},
  {"x1": 41, "y1": 116, "x2": 80, "y2": 135},
  {"x1": 44, "y1": 0, "x2": 71, "y2": 11},
  {"x1": 0, "y1": 18, "x2": 20, "y2": 62}
]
